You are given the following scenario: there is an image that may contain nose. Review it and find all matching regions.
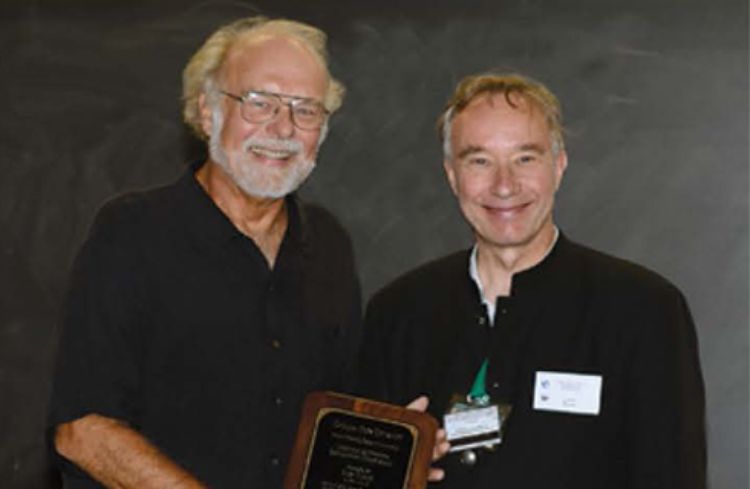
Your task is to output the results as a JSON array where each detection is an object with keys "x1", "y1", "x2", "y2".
[
  {"x1": 265, "y1": 104, "x2": 295, "y2": 138},
  {"x1": 491, "y1": 163, "x2": 519, "y2": 198}
]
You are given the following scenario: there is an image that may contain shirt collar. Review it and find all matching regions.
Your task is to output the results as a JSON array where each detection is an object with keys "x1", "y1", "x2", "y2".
[
  {"x1": 469, "y1": 227, "x2": 560, "y2": 322},
  {"x1": 174, "y1": 160, "x2": 306, "y2": 249}
]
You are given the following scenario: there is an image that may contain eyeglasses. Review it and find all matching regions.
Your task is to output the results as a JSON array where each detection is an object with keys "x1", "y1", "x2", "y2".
[{"x1": 220, "y1": 89, "x2": 329, "y2": 131}]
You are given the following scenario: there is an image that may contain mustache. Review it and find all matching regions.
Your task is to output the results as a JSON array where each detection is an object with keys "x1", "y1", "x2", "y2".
[{"x1": 242, "y1": 137, "x2": 303, "y2": 154}]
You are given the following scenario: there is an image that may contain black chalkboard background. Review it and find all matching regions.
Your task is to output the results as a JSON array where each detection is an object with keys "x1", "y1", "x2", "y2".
[{"x1": 1, "y1": 0, "x2": 747, "y2": 487}]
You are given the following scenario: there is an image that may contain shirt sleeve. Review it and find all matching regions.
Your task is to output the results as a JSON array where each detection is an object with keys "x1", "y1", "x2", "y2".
[
  {"x1": 355, "y1": 290, "x2": 396, "y2": 403},
  {"x1": 626, "y1": 285, "x2": 706, "y2": 489},
  {"x1": 48, "y1": 202, "x2": 145, "y2": 430}
]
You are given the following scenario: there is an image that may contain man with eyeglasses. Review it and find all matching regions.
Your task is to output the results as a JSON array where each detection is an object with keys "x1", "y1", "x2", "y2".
[{"x1": 49, "y1": 17, "x2": 361, "y2": 488}]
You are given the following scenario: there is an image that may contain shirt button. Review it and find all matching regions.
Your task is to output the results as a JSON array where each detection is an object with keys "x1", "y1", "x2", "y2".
[{"x1": 271, "y1": 339, "x2": 281, "y2": 349}]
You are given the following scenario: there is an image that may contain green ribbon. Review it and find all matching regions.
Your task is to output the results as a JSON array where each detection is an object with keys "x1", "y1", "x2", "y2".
[{"x1": 468, "y1": 358, "x2": 490, "y2": 405}]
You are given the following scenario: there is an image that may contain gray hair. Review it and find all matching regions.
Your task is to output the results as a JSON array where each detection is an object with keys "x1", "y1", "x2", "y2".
[
  {"x1": 438, "y1": 72, "x2": 564, "y2": 159},
  {"x1": 182, "y1": 16, "x2": 345, "y2": 140}
]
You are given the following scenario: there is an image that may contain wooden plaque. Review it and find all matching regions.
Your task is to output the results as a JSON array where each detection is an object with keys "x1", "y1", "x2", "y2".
[{"x1": 283, "y1": 391, "x2": 438, "y2": 489}]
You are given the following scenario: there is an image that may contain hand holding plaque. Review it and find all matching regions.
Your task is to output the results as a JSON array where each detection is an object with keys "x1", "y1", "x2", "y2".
[{"x1": 284, "y1": 392, "x2": 438, "y2": 489}]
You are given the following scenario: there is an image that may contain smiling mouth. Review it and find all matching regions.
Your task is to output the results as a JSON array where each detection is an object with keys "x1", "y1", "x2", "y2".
[
  {"x1": 248, "y1": 146, "x2": 298, "y2": 160},
  {"x1": 484, "y1": 202, "x2": 530, "y2": 216}
]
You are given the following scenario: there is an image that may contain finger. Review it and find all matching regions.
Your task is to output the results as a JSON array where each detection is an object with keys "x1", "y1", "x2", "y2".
[
  {"x1": 433, "y1": 445, "x2": 450, "y2": 460},
  {"x1": 406, "y1": 396, "x2": 429, "y2": 412},
  {"x1": 432, "y1": 429, "x2": 450, "y2": 460},
  {"x1": 433, "y1": 441, "x2": 450, "y2": 460},
  {"x1": 428, "y1": 467, "x2": 445, "y2": 482}
]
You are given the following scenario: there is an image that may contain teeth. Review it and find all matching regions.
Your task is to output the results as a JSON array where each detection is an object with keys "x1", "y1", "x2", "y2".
[{"x1": 250, "y1": 147, "x2": 295, "y2": 159}]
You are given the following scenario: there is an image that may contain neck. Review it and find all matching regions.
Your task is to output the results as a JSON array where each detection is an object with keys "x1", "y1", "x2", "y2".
[
  {"x1": 475, "y1": 224, "x2": 558, "y2": 299},
  {"x1": 196, "y1": 159, "x2": 288, "y2": 267}
]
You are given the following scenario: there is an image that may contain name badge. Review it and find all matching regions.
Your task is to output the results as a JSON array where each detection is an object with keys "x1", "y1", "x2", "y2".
[
  {"x1": 533, "y1": 371, "x2": 602, "y2": 415},
  {"x1": 444, "y1": 405, "x2": 502, "y2": 452}
]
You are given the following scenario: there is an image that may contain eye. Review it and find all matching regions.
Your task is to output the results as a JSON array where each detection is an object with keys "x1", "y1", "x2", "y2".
[
  {"x1": 244, "y1": 94, "x2": 274, "y2": 112},
  {"x1": 293, "y1": 104, "x2": 321, "y2": 119},
  {"x1": 248, "y1": 99, "x2": 271, "y2": 110},
  {"x1": 518, "y1": 154, "x2": 538, "y2": 164},
  {"x1": 468, "y1": 156, "x2": 489, "y2": 166}
]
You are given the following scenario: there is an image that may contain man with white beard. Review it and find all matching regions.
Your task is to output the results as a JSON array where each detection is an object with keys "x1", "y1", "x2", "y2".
[{"x1": 48, "y1": 17, "x2": 362, "y2": 488}]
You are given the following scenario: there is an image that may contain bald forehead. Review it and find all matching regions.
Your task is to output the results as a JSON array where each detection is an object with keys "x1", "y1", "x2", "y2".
[
  {"x1": 229, "y1": 32, "x2": 318, "y2": 61},
  {"x1": 222, "y1": 33, "x2": 328, "y2": 83}
]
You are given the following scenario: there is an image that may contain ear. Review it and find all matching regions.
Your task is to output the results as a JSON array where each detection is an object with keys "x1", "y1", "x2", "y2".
[
  {"x1": 553, "y1": 150, "x2": 568, "y2": 190},
  {"x1": 316, "y1": 119, "x2": 329, "y2": 148},
  {"x1": 198, "y1": 93, "x2": 214, "y2": 137},
  {"x1": 444, "y1": 158, "x2": 459, "y2": 196}
]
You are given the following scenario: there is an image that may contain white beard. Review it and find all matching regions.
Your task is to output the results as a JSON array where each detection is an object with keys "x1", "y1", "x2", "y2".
[{"x1": 208, "y1": 109, "x2": 317, "y2": 199}]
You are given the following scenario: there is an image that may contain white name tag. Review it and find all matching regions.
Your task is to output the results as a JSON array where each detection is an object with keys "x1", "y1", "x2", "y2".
[{"x1": 533, "y1": 371, "x2": 602, "y2": 415}]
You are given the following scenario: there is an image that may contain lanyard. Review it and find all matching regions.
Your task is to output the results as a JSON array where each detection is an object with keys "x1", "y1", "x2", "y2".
[{"x1": 468, "y1": 358, "x2": 490, "y2": 405}]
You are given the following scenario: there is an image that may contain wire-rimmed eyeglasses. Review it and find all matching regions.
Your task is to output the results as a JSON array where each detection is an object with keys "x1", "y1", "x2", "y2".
[{"x1": 220, "y1": 89, "x2": 328, "y2": 131}]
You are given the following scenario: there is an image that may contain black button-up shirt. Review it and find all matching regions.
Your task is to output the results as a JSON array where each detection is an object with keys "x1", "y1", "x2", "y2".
[{"x1": 49, "y1": 163, "x2": 362, "y2": 488}]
